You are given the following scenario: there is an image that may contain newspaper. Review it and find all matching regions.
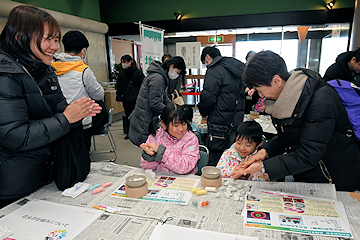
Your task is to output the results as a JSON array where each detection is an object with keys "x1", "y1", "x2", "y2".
[{"x1": 1, "y1": 162, "x2": 359, "y2": 240}]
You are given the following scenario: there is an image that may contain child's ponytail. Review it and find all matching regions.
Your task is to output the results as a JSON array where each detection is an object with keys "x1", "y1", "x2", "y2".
[{"x1": 148, "y1": 116, "x2": 161, "y2": 136}]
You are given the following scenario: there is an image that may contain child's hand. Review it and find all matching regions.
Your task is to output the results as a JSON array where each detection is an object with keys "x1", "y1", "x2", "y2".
[
  {"x1": 231, "y1": 162, "x2": 262, "y2": 179},
  {"x1": 232, "y1": 166, "x2": 250, "y2": 180},
  {"x1": 140, "y1": 143, "x2": 156, "y2": 156},
  {"x1": 148, "y1": 143, "x2": 159, "y2": 153},
  {"x1": 230, "y1": 167, "x2": 247, "y2": 179}
]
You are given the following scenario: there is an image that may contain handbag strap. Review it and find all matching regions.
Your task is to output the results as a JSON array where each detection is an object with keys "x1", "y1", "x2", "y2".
[{"x1": 229, "y1": 81, "x2": 241, "y2": 128}]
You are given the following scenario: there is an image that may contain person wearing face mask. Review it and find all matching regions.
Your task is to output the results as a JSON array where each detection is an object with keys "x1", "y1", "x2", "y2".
[
  {"x1": 128, "y1": 56, "x2": 186, "y2": 147},
  {"x1": 198, "y1": 46, "x2": 246, "y2": 166},
  {"x1": 115, "y1": 55, "x2": 145, "y2": 139},
  {"x1": 52, "y1": 30, "x2": 104, "y2": 152}
]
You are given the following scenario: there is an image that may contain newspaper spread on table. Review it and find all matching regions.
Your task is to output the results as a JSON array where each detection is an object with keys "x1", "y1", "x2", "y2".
[{"x1": 0, "y1": 162, "x2": 359, "y2": 240}]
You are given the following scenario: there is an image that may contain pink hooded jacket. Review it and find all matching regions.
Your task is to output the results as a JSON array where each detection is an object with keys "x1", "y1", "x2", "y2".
[{"x1": 140, "y1": 128, "x2": 199, "y2": 174}]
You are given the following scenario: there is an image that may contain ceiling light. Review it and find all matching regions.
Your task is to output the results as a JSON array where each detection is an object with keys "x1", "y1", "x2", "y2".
[
  {"x1": 326, "y1": 0, "x2": 336, "y2": 10},
  {"x1": 174, "y1": 12, "x2": 182, "y2": 20}
]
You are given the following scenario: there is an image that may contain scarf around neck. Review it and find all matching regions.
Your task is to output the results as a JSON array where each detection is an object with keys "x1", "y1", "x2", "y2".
[{"x1": 264, "y1": 70, "x2": 308, "y2": 119}]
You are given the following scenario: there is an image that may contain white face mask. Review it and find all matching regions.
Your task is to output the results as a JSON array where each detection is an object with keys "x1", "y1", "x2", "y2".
[
  {"x1": 168, "y1": 68, "x2": 179, "y2": 80},
  {"x1": 81, "y1": 49, "x2": 87, "y2": 60},
  {"x1": 122, "y1": 63, "x2": 129, "y2": 69}
]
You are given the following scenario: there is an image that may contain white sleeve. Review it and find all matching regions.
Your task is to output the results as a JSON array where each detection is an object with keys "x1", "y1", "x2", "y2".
[{"x1": 83, "y1": 68, "x2": 104, "y2": 101}]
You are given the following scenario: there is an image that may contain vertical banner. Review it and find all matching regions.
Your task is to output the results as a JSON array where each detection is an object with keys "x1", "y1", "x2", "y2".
[
  {"x1": 140, "y1": 24, "x2": 164, "y2": 74},
  {"x1": 176, "y1": 42, "x2": 201, "y2": 69}
]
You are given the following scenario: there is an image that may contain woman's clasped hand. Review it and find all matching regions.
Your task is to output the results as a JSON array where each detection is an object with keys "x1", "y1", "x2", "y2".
[{"x1": 63, "y1": 97, "x2": 102, "y2": 124}]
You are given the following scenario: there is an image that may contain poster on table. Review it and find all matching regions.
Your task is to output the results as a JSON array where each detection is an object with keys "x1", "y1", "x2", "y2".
[
  {"x1": 176, "y1": 42, "x2": 201, "y2": 69},
  {"x1": 244, "y1": 189, "x2": 353, "y2": 238},
  {"x1": 140, "y1": 24, "x2": 164, "y2": 74},
  {"x1": 0, "y1": 199, "x2": 102, "y2": 240},
  {"x1": 110, "y1": 175, "x2": 199, "y2": 205}
]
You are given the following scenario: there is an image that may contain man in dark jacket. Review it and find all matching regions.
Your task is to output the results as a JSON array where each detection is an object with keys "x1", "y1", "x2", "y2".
[
  {"x1": 116, "y1": 55, "x2": 145, "y2": 139},
  {"x1": 198, "y1": 46, "x2": 246, "y2": 166},
  {"x1": 234, "y1": 50, "x2": 360, "y2": 191},
  {"x1": 323, "y1": 48, "x2": 360, "y2": 85}
]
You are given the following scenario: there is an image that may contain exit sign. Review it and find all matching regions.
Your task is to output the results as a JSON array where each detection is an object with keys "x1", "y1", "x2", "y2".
[{"x1": 208, "y1": 36, "x2": 223, "y2": 43}]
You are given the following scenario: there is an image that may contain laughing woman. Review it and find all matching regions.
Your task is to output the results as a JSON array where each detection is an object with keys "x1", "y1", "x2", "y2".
[{"x1": 0, "y1": 5, "x2": 100, "y2": 207}]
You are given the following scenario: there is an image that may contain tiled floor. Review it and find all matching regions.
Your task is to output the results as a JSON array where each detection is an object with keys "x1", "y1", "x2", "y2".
[{"x1": 90, "y1": 113, "x2": 142, "y2": 168}]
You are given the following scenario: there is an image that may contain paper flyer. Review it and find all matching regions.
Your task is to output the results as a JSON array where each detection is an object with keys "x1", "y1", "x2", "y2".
[
  {"x1": 244, "y1": 189, "x2": 353, "y2": 238},
  {"x1": 110, "y1": 176, "x2": 198, "y2": 205},
  {"x1": 146, "y1": 175, "x2": 200, "y2": 191},
  {"x1": 0, "y1": 199, "x2": 102, "y2": 240}
]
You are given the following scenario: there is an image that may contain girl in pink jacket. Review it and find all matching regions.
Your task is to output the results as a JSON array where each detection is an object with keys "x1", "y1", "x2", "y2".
[{"x1": 140, "y1": 103, "x2": 200, "y2": 174}]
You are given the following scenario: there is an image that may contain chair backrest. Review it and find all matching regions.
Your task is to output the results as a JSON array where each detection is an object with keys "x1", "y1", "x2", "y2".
[
  {"x1": 108, "y1": 107, "x2": 114, "y2": 126},
  {"x1": 197, "y1": 144, "x2": 209, "y2": 175},
  {"x1": 193, "y1": 130, "x2": 203, "y2": 145}
]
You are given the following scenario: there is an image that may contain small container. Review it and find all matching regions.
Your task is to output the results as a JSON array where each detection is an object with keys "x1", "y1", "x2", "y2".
[
  {"x1": 202, "y1": 166, "x2": 221, "y2": 179},
  {"x1": 126, "y1": 175, "x2": 146, "y2": 188},
  {"x1": 250, "y1": 111, "x2": 259, "y2": 119}
]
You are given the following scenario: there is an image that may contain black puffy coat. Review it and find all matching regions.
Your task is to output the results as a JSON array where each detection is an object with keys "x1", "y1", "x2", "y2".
[
  {"x1": 128, "y1": 61, "x2": 171, "y2": 146},
  {"x1": 323, "y1": 51, "x2": 358, "y2": 83},
  {"x1": 263, "y1": 69, "x2": 360, "y2": 191},
  {"x1": 198, "y1": 56, "x2": 246, "y2": 141},
  {"x1": 115, "y1": 62, "x2": 145, "y2": 103},
  {"x1": 0, "y1": 51, "x2": 70, "y2": 201}
]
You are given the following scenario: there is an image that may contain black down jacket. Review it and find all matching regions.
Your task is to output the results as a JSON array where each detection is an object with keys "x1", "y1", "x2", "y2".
[
  {"x1": 198, "y1": 56, "x2": 246, "y2": 139},
  {"x1": 0, "y1": 51, "x2": 70, "y2": 201},
  {"x1": 263, "y1": 69, "x2": 360, "y2": 191},
  {"x1": 115, "y1": 62, "x2": 145, "y2": 103},
  {"x1": 128, "y1": 61, "x2": 171, "y2": 146},
  {"x1": 323, "y1": 51, "x2": 359, "y2": 84}
]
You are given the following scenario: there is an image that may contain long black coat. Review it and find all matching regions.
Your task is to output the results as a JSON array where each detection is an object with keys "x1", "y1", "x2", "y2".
[
  {"x1": 115, "y1": 62, "x2": 144, "y2": 103},
  {"x1": 128, "y1": 61, "x2": 171, "y2": 146},
  {"x1": 0, "y1": 51, "x2": 70, "y2": 200},
  {"x1": 263, "y1": 69, "x2": 360, "y2": 191}
]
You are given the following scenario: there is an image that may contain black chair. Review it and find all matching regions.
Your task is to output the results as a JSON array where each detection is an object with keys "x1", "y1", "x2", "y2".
[{"x1": 90, "y1": 107, "x2": 117, "y2": 162}]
